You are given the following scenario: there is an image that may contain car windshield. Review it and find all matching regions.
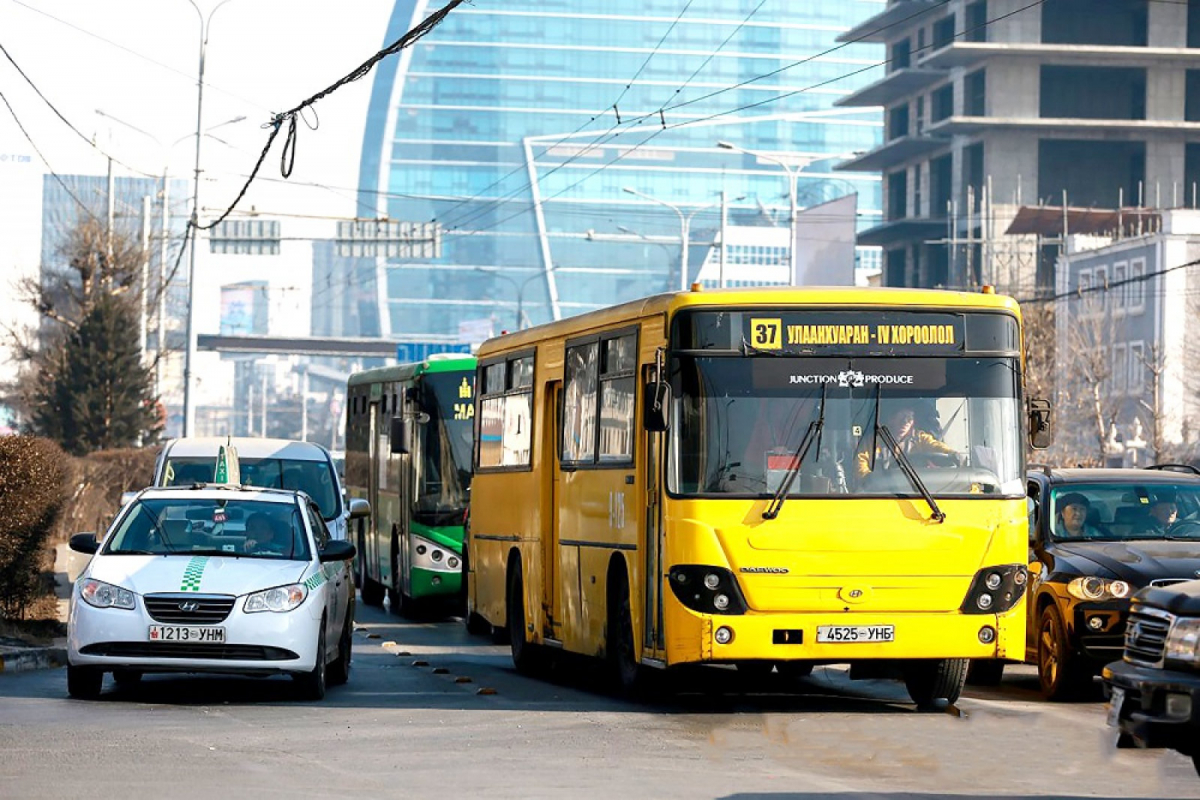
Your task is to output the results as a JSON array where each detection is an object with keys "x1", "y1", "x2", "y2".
[
  {"x1": 669, "y1": 356, "x2": 1024, "y2": 498},
  {"x1": 1048, "y1": 482, "x2": 1200, "y2": 541},
  {"x1": 104, "y1": 497, "x2": 311, "y2": 560},
  {"x1": 164, "y1": 456, "x2": 341, "y2": 521}
]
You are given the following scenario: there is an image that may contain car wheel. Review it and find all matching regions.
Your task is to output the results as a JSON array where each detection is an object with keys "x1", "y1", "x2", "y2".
[
  {"x1": 112, "y1": 669, "x2": 142, "y2": 688},
  {"x1": 327, "y1": 611, "x2": 353, "y2": 687},
  {"x1": 1037, "y1": 604, "x2": 1091, "y2": 701},
  {"x1": 965, "y1": 659, "x2": 1005, "y2": 686},
  {"x1": 295, "y1": 623, "x2": 328, "y2": 701},
  {"x1": 67, "y1": 666, "x2": 103, "y2": 699},
  {"x1": 904, "y1": 658, "x2": 968, "y2": 709}
]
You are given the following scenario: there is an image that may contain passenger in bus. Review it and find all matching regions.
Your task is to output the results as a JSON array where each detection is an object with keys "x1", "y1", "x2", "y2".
[
  {"x1": 1054, "y1": 492, "x2": 1106, "y2": 539},
  {"x1": 855, "y1": 403, "x2": 958, "y2": 480}
]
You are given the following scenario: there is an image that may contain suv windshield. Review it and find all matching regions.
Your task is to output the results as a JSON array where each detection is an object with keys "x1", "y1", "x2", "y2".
[
  {"x1": 164, "y1": 456, "x2": 341, "y2": 521},
  {"x1": 669, "y1": 356, "x2": 1024, "y2": 498},
  {"x1": 1049, "y1": 483, "x2": 1200, "y2": 541},
  {"x1": 104, "y1": 498, "x2": 311, "y2": 560}
]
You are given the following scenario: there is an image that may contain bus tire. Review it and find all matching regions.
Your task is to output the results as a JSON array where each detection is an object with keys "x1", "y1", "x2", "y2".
[
  {"x1": 904, "y1": 658, "x2": 968, "y2": 709},
  {"x1": 776, "y1": 661, "x2": 814, "y2": 680},
  {"x1": 607, "y1": 568, "x2": 643, "y2": 694},
  {"x1": 966, "y1": 659, "x2": 1005, "y2": 686},
  {"x1": 506, "y1": 559, "x2": 543, "y2": 675},
  {"x1": 465, "y1": 611, "x2": 491, "y2": 637},
  {"x1": 360, "y1": 575, "x2": 384, "y2": 607}
]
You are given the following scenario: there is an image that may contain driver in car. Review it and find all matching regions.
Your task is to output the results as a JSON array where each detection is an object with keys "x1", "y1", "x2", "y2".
[
  {"x1": 243, "y1": 513, "x2": 289, "y2": 555},
  {"x1": 1133, "y1": 495, "x2": 1180, "y2": 536},
  {"x1": 856, "y1": 404, "x2": 958, "y2": 480}
]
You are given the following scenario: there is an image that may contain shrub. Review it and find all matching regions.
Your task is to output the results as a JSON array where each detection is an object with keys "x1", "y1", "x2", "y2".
[
  {"x1": 53, "y1": 447, "x2": 159, "y2": 542},
  {"x1": 0, "y1": 436, "x2": 69, "y2": 619}
]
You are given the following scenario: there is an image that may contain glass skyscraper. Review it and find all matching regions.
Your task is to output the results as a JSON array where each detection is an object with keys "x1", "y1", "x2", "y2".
[{"x1": 354, "y1": 0, "x2": 883, "y2": 339}]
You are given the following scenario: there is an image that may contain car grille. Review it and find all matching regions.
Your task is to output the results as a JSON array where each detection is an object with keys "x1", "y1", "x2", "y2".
[
  {"x1": 1150, "y1": 578, "x2": 1189, "y2": 588},
  {"x1": 144, "y1": 594, "x2": 236, "y2": 624},
  {"x1": 80, "y1": 642, "x2": 298, "y2": 661},
  {"x1": 1123, "y1": 606, "x2": 1174, "y2": 667}
]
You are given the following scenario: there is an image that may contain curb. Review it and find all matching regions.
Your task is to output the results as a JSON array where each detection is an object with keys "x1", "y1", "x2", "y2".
[{"x1": 0, "y1": 647, "x2": 68, "y2": 674}]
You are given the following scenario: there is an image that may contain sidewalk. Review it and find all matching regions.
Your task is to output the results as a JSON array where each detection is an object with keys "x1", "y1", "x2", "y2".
[{"x1": 0, "y1": 542, "x2": 76, "y2": 675}]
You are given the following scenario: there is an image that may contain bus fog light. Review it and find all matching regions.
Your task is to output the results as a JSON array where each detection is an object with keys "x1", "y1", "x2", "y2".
[
  {"x1": 978, "y1": 626, "x2": 996, "y2": 644},
  {"x1": 447, "y1": 556, "x2": 460, "y2": 569},
  {"x1": 714, "y1": 626, "x2": 733, "y2": 645},
  {"x1": 976, "y1": 593, "x2": 993, "y2": 610},
  {"x1": 1167, "y1": 693, "x2": 1192, "y2": 719},
  {"x1": 1088, "y1": 615, "x2": 1105, "y2": 631},
  {"x1": 1014, "y1": 569, "x2": 1027, "y2": 586},
  {"x1": 713, "y1": 593, "x2": 730, "y2": 611},
  {"x1": 431, "y1": 576, "x2": 442, "y2": 586},
  {"x1": 416, "y1": 544, "x2": 427, "y2": 556},
  {"x1": 984, "y1": 572, "x2": 1002, "y2": 590},
  {"x1": 432, "y1": 550, "x2": 443, "y2": 562},
  {"x1": 704, "y1": 573, "x2": 721, "y2": 590}
]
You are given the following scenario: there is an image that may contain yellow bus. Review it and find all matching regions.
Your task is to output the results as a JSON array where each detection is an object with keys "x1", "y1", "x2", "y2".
[{"x1": 465, "y1": 286, "x2": 1049, "y2": 706}]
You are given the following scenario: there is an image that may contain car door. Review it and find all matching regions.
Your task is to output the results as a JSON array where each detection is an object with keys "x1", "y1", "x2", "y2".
[{"x1": 306, "y1": 502, "x2": 346, "y2": 651}]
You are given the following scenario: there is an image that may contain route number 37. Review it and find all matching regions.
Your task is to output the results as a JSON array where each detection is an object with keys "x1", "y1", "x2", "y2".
[{"x1": 749, "y1": 318, "x2": 782, "y2": 350}]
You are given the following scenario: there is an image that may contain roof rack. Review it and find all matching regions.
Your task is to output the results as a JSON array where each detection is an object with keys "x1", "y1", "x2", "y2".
[
  {"x1": 1144, "y1": 463, "x2": 1200, "y2": 476},
  {"x1": 1028, "y1": 462, "x2": 1054, "y2": 477}
]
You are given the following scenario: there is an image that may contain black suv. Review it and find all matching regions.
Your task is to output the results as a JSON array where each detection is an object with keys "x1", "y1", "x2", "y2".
[
  {"x1": 1103, "y1": 580, "x2": 1200, "y2": 778},
  {"x1": 1016, "y1": 465, "x2": 1200, "y2": 700}
]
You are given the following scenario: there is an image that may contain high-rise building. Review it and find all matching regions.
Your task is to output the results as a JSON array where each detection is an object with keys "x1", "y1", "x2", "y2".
[
  {"x1": 836, "y1": 0, "x2": 1200, "y2": 292},
  {"x1": 351, "y1": 1, "x2": 885, "y2": 339}
]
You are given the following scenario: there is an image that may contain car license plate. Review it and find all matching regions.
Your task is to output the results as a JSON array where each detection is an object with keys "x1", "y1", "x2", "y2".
[
  {"x1": 816, "y1": 625, "x2": 895, "y2": 643},
  {"x1": 148, "y1": 625, "x2": 226, "y2": 643},
  {"x1": 1106, "y1": 686, "x2": 1125, "y2": 727}
]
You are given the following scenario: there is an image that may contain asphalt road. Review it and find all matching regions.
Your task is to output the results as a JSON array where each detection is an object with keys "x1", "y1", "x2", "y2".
[{"x1": 2, "y1": 599, "x2": 1199, "y2": 800}]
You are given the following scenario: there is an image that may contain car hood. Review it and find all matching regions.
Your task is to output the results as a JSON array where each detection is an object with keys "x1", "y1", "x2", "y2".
[
  {"x1": 1056, "y1": 540, "x2": 1200, "y2": 585},
  {"x1": 87, "y1": 554, "x2": 309, "y2": 597}
]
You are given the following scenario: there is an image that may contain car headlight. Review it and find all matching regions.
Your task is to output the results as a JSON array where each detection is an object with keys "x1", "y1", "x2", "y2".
[
  {"x1": 79, "y1": 578, "x2": 136, "y2": 610},
  {"x1": 1165, "y1": 618, "x2": 1200, "y2": 666},
  {"x1": 244, "y1": 583, "x2": 308, "y2": 613},
  {"x1": 1067, "y1": 577, "x2": 1132, "y2": 601}
]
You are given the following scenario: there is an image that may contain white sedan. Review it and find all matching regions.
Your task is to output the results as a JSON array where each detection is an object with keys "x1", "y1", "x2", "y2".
[{"x1": 67, "y1": 485, "x2": 362, "y2": 700}]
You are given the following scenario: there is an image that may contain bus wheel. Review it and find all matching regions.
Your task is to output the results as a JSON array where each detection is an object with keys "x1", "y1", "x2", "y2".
[
  {"x1": 736, "y1": 661, "x2": 776, "y2": 685},
  {"x1": 607, "y1": 571, "x2": 642, "y2": 694},
  {"x1": 904, "y1": 658, "x2": 968, "y2": 709},
  {"x1": 360, "y1": 576, "x2": 384, "y2": 607},
  {"x1": 506, "y1": 561, "x2": 542, "y2": 675},
  {"x1": 776, "y1": 661, "x2": 814, "y2": 680},
  {"x1": 465, "y1": 611, "x2": 491, "y2": 637},
  {"x1": 966, "y1": 659, "x2": 1005, "y2": 686}
]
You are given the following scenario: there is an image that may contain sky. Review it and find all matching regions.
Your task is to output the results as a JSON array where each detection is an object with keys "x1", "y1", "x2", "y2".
[{"x1": 0, "y1": 0, "x2": 398, "y2": 238}]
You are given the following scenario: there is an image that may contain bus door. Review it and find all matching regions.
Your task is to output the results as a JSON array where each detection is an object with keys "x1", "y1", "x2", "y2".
[
  {"x1": 542, "y1": 381, "x2": 563, "y2": 641},
  {"x1": 366, "y1": 396, "x2": 382, "y2": 583},
  {"x1": 642, "y1": 364, "x2": 666, "y2": 656}
]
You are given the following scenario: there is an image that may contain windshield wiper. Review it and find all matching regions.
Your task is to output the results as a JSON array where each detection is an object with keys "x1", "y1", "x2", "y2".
[
  {"x1": 876, "y1": 423, "x2": 946, "y2": 524},
  {"x1": 740, "y1": 336, "x2": 781, "y2": 357},
  {"x1": 762, "y1": 384, "x2": 826, "y2": 520}
]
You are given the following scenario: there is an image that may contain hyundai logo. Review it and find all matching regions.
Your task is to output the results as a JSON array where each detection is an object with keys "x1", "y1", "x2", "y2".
[{"x1": 178, "y1": 601, "x2": 200, "y2": 613}]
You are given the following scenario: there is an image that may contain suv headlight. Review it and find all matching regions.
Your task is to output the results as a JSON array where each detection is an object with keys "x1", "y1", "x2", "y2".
[
  {"x1": 1067, "y1": 577, "x2": 1131, "y2": 601},
  {"x1": 79, "y1": 578, "x2": 136, "y2": 610},
  {"x1": 1165, "y1": 618, "x2": 1200, "y2": 666},
  {"x1": 244, "y1": 583, "x2": 308, "y2": 613}
]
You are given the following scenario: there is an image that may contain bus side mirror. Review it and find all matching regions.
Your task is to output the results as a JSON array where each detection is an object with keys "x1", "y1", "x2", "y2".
[
  {"x1": 348, "y1": 498, "x2": 371, "y2": 520},
  {"x1": 390, "y1": 416, "x2": 408, "y2": 455},
  {"x1": 1028, "y1": 399, "x2": 1052, "y2": 450},
  {"x1": 643, "y1": 381, "x2": 671, "y2": 433}
]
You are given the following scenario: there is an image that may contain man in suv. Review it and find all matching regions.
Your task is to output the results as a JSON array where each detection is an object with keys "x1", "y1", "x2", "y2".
[
  {"x1": 972, "y1": 464, "x2": 1200, "y2": 699},
  {"x1": 1104, "y1": 579, "x2": 1200, "y2": 778}
]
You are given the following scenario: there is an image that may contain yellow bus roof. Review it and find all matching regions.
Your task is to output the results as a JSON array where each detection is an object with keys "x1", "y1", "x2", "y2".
[{"x1": 476, "y1": 286, "x2": 1022, "y2": 358}]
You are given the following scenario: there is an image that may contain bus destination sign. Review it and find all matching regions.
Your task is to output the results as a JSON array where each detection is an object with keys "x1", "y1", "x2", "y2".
[{"x1": 744, "y1": 312, "x2": 965, "y2": 355}]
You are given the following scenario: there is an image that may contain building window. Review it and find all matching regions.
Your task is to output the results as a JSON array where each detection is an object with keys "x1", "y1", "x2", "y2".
[
  {"x1": 1187, "y1": 71, "x2": 1200, "y2": 122},
  {"x1": 1128, "y1": 340, "x2": 1145, "y2": 396},
  {"x1": 963, "y1": 142, "x2": 985, "y2": 213},
  {"x1": 885, "y1": 248, "x2": 908, "y2": 287},
  {"x1": 1128, "y1": 258, "x2": 1146, "y2": 313},
  {"x1": 931, "y1": 84, "x2": 954, "y2": 123},
  {"x1": 915, "y1": 96, "x2": 925, "y2": 134},
  {"x1": 887, "y1": 169, "x2": 908, "y2": 220},
  {"x1": 1094, "y1": 265, "x2": 1109, "y2": 313},
  {"x1": 913, "y1": 162, "x2": 924, "y2": 217},
  {"x1": 1191, "y1": 0, "x2": 1200, "y2": 48},
  {"x1": 1112, "y1": 261, "x2": 1127, "y2": 312},
  {"x1": 930, "y1": 154, "x2": 953, "y2": 218},
  {"x1": 1112, "y1": 343, "x2": 1127, "y2": 395},
  {"x1": 478, "y1": 354, "x2": 534, "y2": 470},
  {"x1": 932, "y1": 15, "x2": 956, "y2": 50},
  {"x1": 890, "y1": 38, "x2": 911, "y2": 70},
  {"x1": 887, "y1": 105, "x2": 910, "y2": 141},
  {"x1": 965, "y1": 1, "x2": 987, "y2": 42},
  {"x1": 1042, "y1": 0, "x2": 1147, "y2": 46},
  {"x1": 1040, "y1": 66, "x2": 1146, "y2": 120},
  {"x1": 965, "y1": 70, "x2": 986, "y2": 116},
  {"x1": 1188, "y1": 144, "x2": 1200, "y2": 208},
  {"x1": 1038, "y1": 139, "x2": 1145, "y2": 208}
]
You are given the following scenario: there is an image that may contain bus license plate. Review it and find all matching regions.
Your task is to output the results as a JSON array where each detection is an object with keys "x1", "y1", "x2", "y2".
[
  {"x1": 148, "y1": 625, "x2": 226, "y2": 643},
  {"x1": 816, "y1": 625, "x2": 895, "y2": 643}
]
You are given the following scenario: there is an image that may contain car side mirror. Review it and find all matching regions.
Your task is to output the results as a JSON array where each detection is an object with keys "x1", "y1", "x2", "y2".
[
  {"x1": 70, "y1": 532, "x2": 99, "y2": 555},
  {"x1": 1028, "y1": 398, "x2": 1052, "y2": 450},
  {"x1": 390, "y1": 415, "x2": 408, "y2": 455},
  {"x1": 348, "y1": 498, "x2": 371, "y2": 520},
  {"x1": 643, "y1": 380, "x2": 671, "y2": 433},
  {"x1": 319, "y1": 539, "x2": 357, "y2": 563}
]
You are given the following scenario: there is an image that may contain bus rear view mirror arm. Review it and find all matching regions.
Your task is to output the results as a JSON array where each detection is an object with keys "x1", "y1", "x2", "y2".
[{"x1": 644, "y1": 381, "x2": 671, "y2": 433}]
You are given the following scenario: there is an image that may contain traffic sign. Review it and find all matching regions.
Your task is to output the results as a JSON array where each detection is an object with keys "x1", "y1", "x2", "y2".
[{"x1": 396, "y1": 342, "x2": 472, "y2": 363}]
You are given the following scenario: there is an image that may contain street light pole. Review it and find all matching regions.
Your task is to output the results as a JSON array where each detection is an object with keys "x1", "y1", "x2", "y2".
[
  {"x1": 183, "y1": 0, "x2": 237, "y2": 438},
  {"x1": 475, "y1": 268, "x2": 552, "y2": 330},
  {"x1": 717, "y1": 141, "x2": 801, "y2": 283}
]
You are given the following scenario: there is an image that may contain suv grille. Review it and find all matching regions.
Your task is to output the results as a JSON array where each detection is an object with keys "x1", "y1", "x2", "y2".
[
  {"x1": 1123, "y1": 606, "x2": 1174, "y2": 667},
  {"x1": 144, "y1": 594, "x2": 236, "y2": 624}
]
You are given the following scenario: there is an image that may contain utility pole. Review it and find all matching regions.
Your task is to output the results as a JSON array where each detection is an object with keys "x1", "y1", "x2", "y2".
[{"x1": 719, "y1": 190, "x2": 729, "y2": 288}]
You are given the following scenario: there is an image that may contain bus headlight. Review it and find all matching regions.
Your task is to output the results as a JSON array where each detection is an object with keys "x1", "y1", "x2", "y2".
[
  {"x1": 1067, "y1": 577, "x2": 1131, "y2": 601},
  {"x1": 960, "y1": 564, "x2": 1027, "y2": 614},
  {"x1": 667, "y1": 565, "x2": 747, "y2": 615}
]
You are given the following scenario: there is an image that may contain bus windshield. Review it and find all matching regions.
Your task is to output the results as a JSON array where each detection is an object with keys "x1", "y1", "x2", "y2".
[
  {"x1": 669, "y1": 355, "x2": 1024, "y2": 499},
  {"x1": 416, "y1": 371, "x2": 475, "y2": 524}
]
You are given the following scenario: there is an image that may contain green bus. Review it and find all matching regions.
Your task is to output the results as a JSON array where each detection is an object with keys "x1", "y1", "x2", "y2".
[{"x1": 345, "y1": 355, "x2": 476, "y2": 617}]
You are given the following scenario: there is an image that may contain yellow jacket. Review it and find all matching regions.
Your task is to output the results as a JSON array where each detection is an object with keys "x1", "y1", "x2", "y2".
[{"x1": 856, "y1": 429, "x2": 957, "y2": 479}]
